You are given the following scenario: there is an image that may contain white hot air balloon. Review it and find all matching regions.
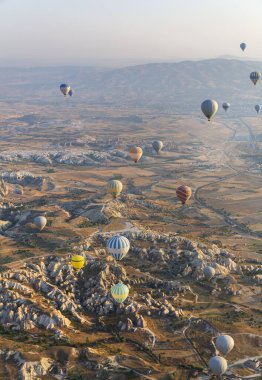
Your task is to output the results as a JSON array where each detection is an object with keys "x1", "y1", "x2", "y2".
[
  {"x1": 203, "y1": 266, "x2": 216, "y2": 281},
  {"x1": 152, "y1": 140, "x2": 163, "y2": 154},
  {"x1": 201, "y1": 99, "x2": 219, "y2": 121},
  {"x1": 216, "y1": 335, "x2": 234, "y2": 356},
  {"x1": 34, "y1": 216, "x2": 47, "y2": 231},
  {"x1": 222, "y1": 102, "x2": 230, "y2": 112},
  {"x1": 208, "y1": 356, "x2": 227, "y2": 377}
]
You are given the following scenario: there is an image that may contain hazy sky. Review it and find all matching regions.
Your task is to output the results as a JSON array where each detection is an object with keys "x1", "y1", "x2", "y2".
[{"x1": 1, "y1": 0, "x2": 262, "y2": 66}]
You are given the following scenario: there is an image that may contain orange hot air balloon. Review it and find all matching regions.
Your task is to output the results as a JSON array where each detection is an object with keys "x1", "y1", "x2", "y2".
[
  {"x1": 176, "y1": 185, "x2": 192, "y2": 205},
  {"x1": 130, "y1": 146, "x2": 143, "y2": 163}
]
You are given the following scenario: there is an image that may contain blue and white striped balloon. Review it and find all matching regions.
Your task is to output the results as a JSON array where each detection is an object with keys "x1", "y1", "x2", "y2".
[{"x1": 106, "y1": 235, "x2": 130, "y2": 261}]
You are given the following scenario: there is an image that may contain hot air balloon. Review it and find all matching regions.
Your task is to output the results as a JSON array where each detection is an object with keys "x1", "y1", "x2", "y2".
[
  {"x1": 152, "y1": 140, "x2": 163, "y2": 154},
  {"x1": 68, "y1": 89, "x2": 73, "y2": 97},
  {"x1": 240, "y1": 42, "x2": 246, "y2": 52},
  {"x1": 250, "y1": 72, "x2": 261, "y2": 85},
  {"x1": 60, "y1": 83, "x2": 71, "y2": 96},
  {"x1": 203, "y1": 266, "x2": 216, "y2": 281},
  {"x1": 107, "y1": 180, "x2": 123, "y2": 198},
  {"x1": 34, "y1": 216, "x2": 47, "y2": 231},
  {"x1": 130, "y1": 146, "x2": 143, "y2": 163},
  {"x1": 176, "y1": 186, "x2": 192, "y2": 205},
  {"x1": 107, "y1": 235, "x2": 130, "y2": 261},
  {"x1": 111, "y1": 282, "x2": 129, "y2": 303},
  {"x1": 71, "y1": 254, "x2": 85, "y2": 270},
  {"x1": 201, "y1": 99, "x2": 219, "y2": 121},
  {"x1": 216, "y1": 335, "x2": 234, "y2": 356},
  {"x1": 255, "y1": 104, "x2": 261, "y2": 114},
  {"x1": 222, "y1": 102, "x2": 230, "y2": 112},
  {"x1": 208, "y1": 356, "x2": 227, "y2": 377}
]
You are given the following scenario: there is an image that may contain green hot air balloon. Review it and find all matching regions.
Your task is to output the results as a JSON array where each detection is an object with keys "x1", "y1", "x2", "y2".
[
  {"x1": 152, "y1": 140, "x2": 163, "y2": 154},
  {"x1": 111, "y1": 282, "x2": 129, "y2": 303},
  {"x1": 201, "y1": 99, "x2": 218, "y2": 121}
]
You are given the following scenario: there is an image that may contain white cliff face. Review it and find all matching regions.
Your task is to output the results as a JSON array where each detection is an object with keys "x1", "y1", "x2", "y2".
[
  {"x1": 0, "y1": 149, "x2": 131, "y2": 167},
  {"x1": 0, "y1": 220, "x2": 12, "y2": 231},
  {"x1": 19, "y1": 357, "x2": 53, "y2": 380}
]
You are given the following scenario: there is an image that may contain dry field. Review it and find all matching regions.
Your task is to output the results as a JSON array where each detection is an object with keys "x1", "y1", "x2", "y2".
[{"x1": 0, "y1": 104, "x2": 260, "y2": 379}]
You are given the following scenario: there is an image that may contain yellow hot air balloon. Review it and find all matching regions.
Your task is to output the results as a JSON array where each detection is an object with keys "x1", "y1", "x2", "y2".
[
  {"x1": 111, "y1": 282, "x2": 129, "y2": 303},
  {"x1": 107, "y1": 180, "x2": 123, "y2": 198},
  {"x1": 130, "y1": 146, "x2": 143, "y2": 163},
  {"x1": 71, "y1": 255, "x2": 85, "y2": 270}
]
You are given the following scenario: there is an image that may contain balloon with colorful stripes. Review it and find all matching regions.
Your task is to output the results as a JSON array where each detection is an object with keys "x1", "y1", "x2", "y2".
[
  {"x1": 107, "y1": 235, "x2": 130, "y2": 261},
  {"x1": 111, "y1": 282, "x2": 129, "y2": 303},
  {"x1": 176, "y1": 185, "x2": 192, "y2": 205},
  {"x1": 250, "y1": 72, "x2": 261, "y2": 86},
  {"x1": 60, "y1": 83, "x2": 71, "y2": 96}
]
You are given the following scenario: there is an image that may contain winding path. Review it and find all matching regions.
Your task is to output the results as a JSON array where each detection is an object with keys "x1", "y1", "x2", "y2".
[{"x1": 194, "y1": 118, "x2": 262, "y2": 240}]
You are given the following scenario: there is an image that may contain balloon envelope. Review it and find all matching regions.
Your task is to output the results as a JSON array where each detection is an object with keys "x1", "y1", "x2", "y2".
[
  {"x1": 34, "y1": 216, "x2": 47, "y2": 231},
  {"x1": 240, "y1": 42, "x2": 246, "y2": 51},
  {"x1": 250, "y1": 72, "x2": 261, "y2": 85},
  {"x1": 201, "y1": 99, "x2": 219, "y2": 121},
  {"x1": 152, "y1": 140, "x2": 163, "y2": 153},
  {"x1": 176, "y1": 186, "x2": 192, "y2": 205},
  {"x1": 60, "y1": 83, "x2": 70, "y2": 96},
  {"x1": 208, "y1": 356, "x2": 227, "y2": 376},
  {"x1": 255, "y1": 104, "x2": 261, "y2": 114},
  {"x1": 203, "y1": 266, "x2": 215, "y2": 280},
  {"x1": 107, "y1": 235, "x2": 130, "y2": 260},
  {"x1": 130, "y1": 146, "x2": 143, "y2": 163},
  {"x1": 71, "y1": 255, "x2": 85, "y2": 270},
  {"x1": 68, "y1": 89, "x2": 73, "y2": 97},
  {"x1": 107, "y1": 180, "x2": 123, "y2": 198},
  {"x1": 216, "y1": 335, "x2": 234, "y2": 356},
  {"x1": 222, "y1": 102, "x2": 230, "y2": 112},
  {"x1": 111, "y1": 282, "x2": 129, "y2": 303}
]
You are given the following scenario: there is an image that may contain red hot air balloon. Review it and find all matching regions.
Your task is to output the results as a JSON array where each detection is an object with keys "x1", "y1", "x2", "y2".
[{"x1": 176, "y1": 185, "x2": 192, "y2": 205}]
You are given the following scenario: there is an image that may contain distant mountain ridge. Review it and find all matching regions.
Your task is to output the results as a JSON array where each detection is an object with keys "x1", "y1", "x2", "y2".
[{"x1": 0, "y1": 59, "x2": 262, "y2": 111}]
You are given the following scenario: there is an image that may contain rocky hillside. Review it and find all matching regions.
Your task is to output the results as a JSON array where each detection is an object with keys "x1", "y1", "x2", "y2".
[{"x1": 0, "y1": 228, "x2": 260, "y2": 379}]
